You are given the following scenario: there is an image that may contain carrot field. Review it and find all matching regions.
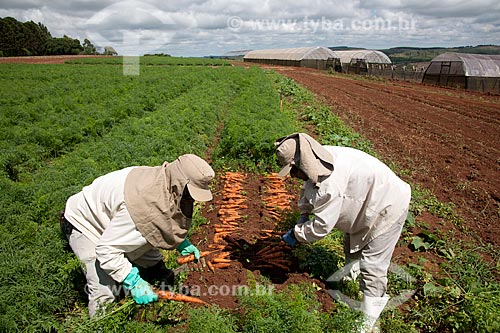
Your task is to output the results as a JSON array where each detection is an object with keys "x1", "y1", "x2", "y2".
[{"x1": 0, "y1": 57, "x2": 498, "y2": 332}]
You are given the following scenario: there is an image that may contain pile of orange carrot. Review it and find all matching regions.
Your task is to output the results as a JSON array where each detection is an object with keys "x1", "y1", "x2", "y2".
[
  {"x1": 264, "y1": 173, "x2": 294, "y2": 220},
  {"x1": 212, "y1": 171, "x2": 248, "y2": 252},
  {"x1": 216, "y1": 171, "x2": 247, "y2": 226}
]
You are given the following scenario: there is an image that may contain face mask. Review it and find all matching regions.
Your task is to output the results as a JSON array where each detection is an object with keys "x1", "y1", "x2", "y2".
[{"x1": 180, "y1": 187, "x2": 194, "y2": 218}]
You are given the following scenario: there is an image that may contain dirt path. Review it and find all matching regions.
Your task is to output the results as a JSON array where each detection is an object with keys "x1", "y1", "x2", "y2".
[{"x1": 274, "y1": 67, "x2": 500, "y2": 247}]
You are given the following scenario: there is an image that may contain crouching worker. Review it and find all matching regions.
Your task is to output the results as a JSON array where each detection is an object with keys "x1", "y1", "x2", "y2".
[
  {"x1": 275, "y1": 133, "x2": 411, "y2": 332},
  {"x1": 60, "y1": 154, "x2": 214, "y2": 317}
]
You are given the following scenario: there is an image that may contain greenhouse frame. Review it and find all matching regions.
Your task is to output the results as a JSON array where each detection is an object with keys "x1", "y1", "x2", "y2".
[
  {"x1": 422, "y1": 53, "x2": 500, "y2": 93},
  {"x1": 243, "y1": 47, "x2": 338, "y2": 69}
]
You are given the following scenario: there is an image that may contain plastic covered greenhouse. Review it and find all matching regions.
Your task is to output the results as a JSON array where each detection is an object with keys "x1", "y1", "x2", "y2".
[
  {"x1": 329, "y1": 50, "x2": 392, "y2": 74},
  {"x1": 422, "y1": 53, "x2": 500, "y2": 93},
  {"x1": 334, "y1": 50, "x2": 392, "y2": 65},
  {"x1": 243, "y1": 47, "x2": 338, "y2": 69}
]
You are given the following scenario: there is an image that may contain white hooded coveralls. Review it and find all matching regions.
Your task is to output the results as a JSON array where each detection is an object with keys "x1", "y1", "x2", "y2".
[{"x1": 294, "y1": 146, "x2": 411, "y2": 296}]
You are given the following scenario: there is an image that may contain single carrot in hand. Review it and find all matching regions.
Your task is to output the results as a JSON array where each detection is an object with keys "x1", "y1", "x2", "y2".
[
  {"x1": 176, "y1": 251, "x2": 213, "y2": 265},
  {"x1": 157, "y1": 291, "x2": 207, "y2": 305}
]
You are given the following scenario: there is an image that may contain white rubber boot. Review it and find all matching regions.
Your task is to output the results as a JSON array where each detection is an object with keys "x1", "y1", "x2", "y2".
[
  {"x1": 344, "y1": 259, "x2": 361, "y2": 282},
  {"x1": 358, "y1": 294, "x2": 390, "y2": 333}
]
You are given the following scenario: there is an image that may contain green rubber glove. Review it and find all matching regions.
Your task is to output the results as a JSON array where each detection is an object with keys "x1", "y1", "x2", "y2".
[
  {"x1": 176, "y1": 239, "x2": 200, "y2": 260},
  {"x1": 123, "y1": 267, "x2": 158, "y2": 304}
]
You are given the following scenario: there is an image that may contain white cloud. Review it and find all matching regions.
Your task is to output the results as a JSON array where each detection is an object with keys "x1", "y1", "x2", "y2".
[{"x1": 0, "y1": 0, "x2": 498, "y2": 56}]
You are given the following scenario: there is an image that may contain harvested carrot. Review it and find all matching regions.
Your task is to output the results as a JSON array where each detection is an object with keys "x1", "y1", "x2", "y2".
[
  {"x1": 223, "y1": 194, "x2": 244, "y2": 198},
  {"x1": 213, "y1": 258, "x2": 231, "y2": 263},
  {"x1": 207, "y1": 260, "x2": 215, "y2": 272},
  {"x1": 157, "y1": 291, "x2": 207, "y2": 305},
  {"x1": 260, "y1": 252, "x2": 284, "y2": 260},
  {"x1": 215, "y1": 227, "x2": 236, "y2": 233},
  {"x1": 264, "y1": 256, "x2": 289, "y2": 264},
  {"x1": 264, "y1": 261, "x2": 290, "y2": 271},
  {"x1": 208, "y1": 244, "x2": 225, "y2": 249},
  {"x1": 223, "y1": 235, "x2": 243, "y2": 249},
  {"x1": 227, "y1": 199, "x2": 246, "y2": 204},
  {"x1": 219, "y1": 204, "x2": 248, "y2": 209},
  {"x1": 261, "y1": 229, "x2": 280, "y2": 234},
  {"x1": 266, "y1": 190, "x2": 289, "y2": 194},
  {"x1": 215, "y1": 226, "x2": 237, "y2": 231},
  {"x1": 176, "y1": 251, "x2": 213, "y2": 265},
  {"x1": 220, "y1": 217, "x2": 242, "y2": 223},
  {"x1": 218, "y1": 207, "x2": 241, "y2": 212},
  {"x1": 256, "y1": 244, "x2": 273, "y2": 255},
  {"x1": 215, "y1": 251, "x2": 231, "y2": 259},
  {"x1": 258, "y1": 247, "x2": 283, "y2": 256},
  {"x1": 212, "y1": 263, "x2": 231, "y2": 269},
  {"x1": 214, "y1": 231, "x2": 231, "y2": 237}
]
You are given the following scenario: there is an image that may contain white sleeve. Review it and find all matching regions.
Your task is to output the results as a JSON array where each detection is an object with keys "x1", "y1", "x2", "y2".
[
  {"x1": 294, "y1": 190, "x2": 342, "y2": 243},
  {"x1": 95, "y1": 202, "x2": 148, "y2": 283}
]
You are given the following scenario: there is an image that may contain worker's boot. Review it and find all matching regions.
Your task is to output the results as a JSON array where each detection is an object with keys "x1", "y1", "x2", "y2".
[
  {"x1": 139, "y1": 261, "x2": 175, "y2": 291},
  {"x1": 343, "y1": 259, "x2": 361, "y2": 282},
  {"x1": 358, "y1": 294, "x2": 390, "y2": 333}
]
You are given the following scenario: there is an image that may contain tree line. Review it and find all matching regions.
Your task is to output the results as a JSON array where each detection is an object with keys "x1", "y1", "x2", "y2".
[{"x1": 0, "y1": 17, "x2": 115, "y2": 57}]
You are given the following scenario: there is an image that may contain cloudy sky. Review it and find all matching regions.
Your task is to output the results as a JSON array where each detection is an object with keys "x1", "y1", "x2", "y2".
[{"x1": 1, "y1": 0, "x2": 499, "y2": 56}]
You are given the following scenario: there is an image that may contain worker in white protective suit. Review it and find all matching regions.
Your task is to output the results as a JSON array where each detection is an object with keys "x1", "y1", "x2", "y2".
[
  {"x1": 60, "y1": 154, "x2": 214, "y2": 317},
  {"x1": 275, "y1": 133, "x2": 411, "y2": 333}
]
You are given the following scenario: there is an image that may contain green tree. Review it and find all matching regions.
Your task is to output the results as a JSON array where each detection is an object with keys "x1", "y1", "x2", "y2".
[
  {"x1": 43, "y1": 35, "x2": 83, "y2": 55},
  {"x1": 0, "y1": 17, "x2": 82, "y2": 56},
  {"x1": 82, "y1": 38, "x2": 97, "y2": 55}
]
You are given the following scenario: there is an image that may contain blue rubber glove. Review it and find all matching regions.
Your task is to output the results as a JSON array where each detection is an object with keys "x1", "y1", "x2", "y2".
[
  {"x1": 123, "y1": 267, "x2": 158, "y2": 304},
  {"x1": 176, "y1": 239, "x2": 200, "y2": 260},
  {"x1": 297, "y1": 214, "x2": 309, "y2": 224},
  {"x1": 282, "y1": 229, "x2": 297, "y2": 246}
]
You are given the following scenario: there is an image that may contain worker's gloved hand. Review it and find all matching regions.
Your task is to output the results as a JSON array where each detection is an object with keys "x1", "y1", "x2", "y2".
[
  {"x1": 282, "y1": 229, "x2": 297, "y2": 246},
  {"x1": 297, "y1": 214, "x2": 309, "y2": 224},
  {"x1": 176, "y1": 239, "x2": 200, "y2": 260},
  {"x1": 123, "y1": 267, "x2": 158, "y2": 304}
]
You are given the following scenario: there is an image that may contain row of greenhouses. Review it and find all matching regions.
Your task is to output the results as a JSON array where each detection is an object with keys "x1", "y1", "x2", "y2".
[
  {"x1": 243, "y1": 46, "x2": 391, "y2": 71},
  {"x1": 243, "y1": 47, "x2": 500, "y2": 93}
]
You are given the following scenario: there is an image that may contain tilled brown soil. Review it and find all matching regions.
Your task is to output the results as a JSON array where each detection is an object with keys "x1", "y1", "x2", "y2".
[
  {"x1": 0, "y1": 55, "x2": 107, "y2": 64},
  {"x1": 272, "y1": 66, "x2": 500, "y2": 248}
]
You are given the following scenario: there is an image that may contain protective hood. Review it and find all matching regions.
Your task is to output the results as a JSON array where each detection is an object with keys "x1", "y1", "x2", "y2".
[
  {"x1": 124, "y1": 154, "x2": 214, "y2": 249},
  {"x1": 275, "y1": 133, "x2": 334, "y2": 186}
]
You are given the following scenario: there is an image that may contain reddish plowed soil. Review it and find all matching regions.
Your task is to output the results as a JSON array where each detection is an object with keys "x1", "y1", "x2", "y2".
[
  {"x1": 272, "y1": 67, "x2": 500, "y2": 248},
  {"x1": 0, "y1": 55, "x2": 107, "y2": 64}
]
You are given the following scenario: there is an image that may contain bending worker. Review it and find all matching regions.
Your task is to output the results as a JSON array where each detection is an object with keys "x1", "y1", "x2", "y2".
[
  {"x1": 60, "y1": 154, "x2": 214, "y2": 317},
  {"x1": 276, "y1": 133, "x2": 411, "y2": 332}
]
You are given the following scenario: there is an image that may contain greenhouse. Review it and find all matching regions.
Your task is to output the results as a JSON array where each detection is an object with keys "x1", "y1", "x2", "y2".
[
  {"x1": 422, "y1": 53, "x2": 500, "y2": 93},
  {"x1": 243, "y1": 46, "x2": 338, "y2": 69},
  {"x1": 333, "y1": 50, "x2": 392, "y2": 74}
]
